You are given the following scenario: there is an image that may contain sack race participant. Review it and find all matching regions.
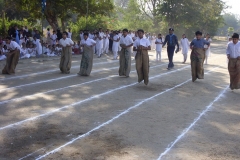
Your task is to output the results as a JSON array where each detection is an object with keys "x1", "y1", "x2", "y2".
[
  {"x1": 2, "y1": 37, "x2": 20, "y2": 75},
  {"x1": 133, "y1": 29, "x2": 151, "y2": 85},
  {"x1": 59, "y1": 31, "x2": 74, "y2": 74},
  {"x1": 226, "y1": 33, "x2": 240, "y2": 90},
  {"x1": 190, "y1": 31, "x2": 210, "y2": 82},
  {"x1": 78, "y1": 33, "x2": 96, "y2": 76}
]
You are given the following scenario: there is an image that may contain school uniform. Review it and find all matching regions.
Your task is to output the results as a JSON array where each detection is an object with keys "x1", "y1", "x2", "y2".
[
  {"x1": 78, "y1": 38, "x2": 96, "y2": 76},
  {"x1": 59, "y1": 38, "x2": 74, "y2": 74},
  {"x1": 103, "y1": 34, "x2": 110, "y2": 54},
  {"x1": 180, "y1": 38, "x2": 190, "y2": 63},
  {"x1": 112, "y1": 35, "x2": 120, "y2": 59},
  {"x1": 204, "y1": 38, "x2": 212, "y2": 64},
  {"x1": 2, "y1": 41, "x2": 20, "y2": 74},
  {"x1": 155, "y1": 38, "x2": 163, "y2": 61},
  {"x1": 226, "y1": 41, "x2": 240, "y2": 90},
  {"x1": 134, "y1": 37, "x2": 151, "y2": 85},
  {"x1": 119, "y1": 35, "x2": 133, "y2": 77},
  {"x1": 190, "y1": 38, "x2": 210, "y2": 82},
  {"x1": 50, "y1": 34, "x2": 57, "y2": 45}
]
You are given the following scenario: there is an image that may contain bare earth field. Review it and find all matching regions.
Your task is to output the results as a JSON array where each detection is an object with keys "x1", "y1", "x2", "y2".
[{"x1": 0, "y1": 41, "x2": 239, "y2": 160}]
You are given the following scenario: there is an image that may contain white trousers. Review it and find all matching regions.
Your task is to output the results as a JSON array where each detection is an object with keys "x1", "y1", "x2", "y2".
[{"x1": 156, "y1": 51, "x2": 161, "y2": 60}]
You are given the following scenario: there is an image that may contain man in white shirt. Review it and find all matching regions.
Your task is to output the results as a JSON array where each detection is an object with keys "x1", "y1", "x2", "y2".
[
  {"x1": 59, "y1": 31, "x2": 74, "y2": 74},
  {"x1": 119, "y1": 29, "x2": 133, "y2": 77},
  {"x1": 2, "y1": 37, "x2": 21, "y2": 74},
  {"x1": 78, "y1": 32, "x2": 96, "y2": 76},
  {"x1": 226, "y1": 33, "x2": 240, "y2": 90},
  {"x1": 133, "y1": 29, "x2": 151, "y2": 85}
]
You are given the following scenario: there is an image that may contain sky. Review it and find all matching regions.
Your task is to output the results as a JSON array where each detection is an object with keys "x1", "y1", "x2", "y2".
[{"x1": 223, "y1": 0, "x2": 240, "y2": 15}]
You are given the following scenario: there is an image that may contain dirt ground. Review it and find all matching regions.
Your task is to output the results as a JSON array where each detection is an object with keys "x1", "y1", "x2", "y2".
[{"x1": 0, "y1": 41, "x2": 239, "y2": 160}]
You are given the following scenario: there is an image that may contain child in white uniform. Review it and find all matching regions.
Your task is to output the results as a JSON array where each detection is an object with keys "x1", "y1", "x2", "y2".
[
  {"x1": 111, "y1": 31, "x2": 120, "y2": 60},
  {"x1": 204, "y1": 33, "x2": 212, "y2": 64},
  {"x1": 94, "y1": 32, "x2": 103, "y2": 58},
  {"x1": 180, "y1": 34, "x2": 190, "y2": 63},
  {"x1": 155, "y1": 34, "x2": 163, "y2": 61}
]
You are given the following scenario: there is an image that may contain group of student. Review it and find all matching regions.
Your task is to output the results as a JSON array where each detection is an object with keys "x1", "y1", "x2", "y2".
[{"x1": 0, "y1": 27, "x2": 239, "y2": 91}]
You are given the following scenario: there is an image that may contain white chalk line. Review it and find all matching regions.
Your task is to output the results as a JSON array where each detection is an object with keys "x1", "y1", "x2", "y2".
[
  {"x1": 0, "y1": 65, "x2": 189, "y2": 131},
  {"x1": 18, "y1": 144, "x2": 53, "y2": 160},
  {"x1": 0, "y1": 61, "x2": 118, "y2": 81},
  {"x1": 0, "y1": 63, "x2": 165, "y2": 106},
  {"x1": 0, "y1": 63, "x2": 136, "y2": 93},
  {"x1": 34, "y1": 66, "x2": 220, "y2": 160},
  {"x1": 157, "y1": 85, "x2": 229, "y2": 160}
]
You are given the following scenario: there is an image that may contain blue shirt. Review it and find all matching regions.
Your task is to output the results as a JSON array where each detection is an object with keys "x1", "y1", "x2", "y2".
[
  {"x1": 163, "y1": 34, "x2": 179, "y2": 48},
  {"x1": 190, "y1": 38, "x2": 210, "y2": 48}
]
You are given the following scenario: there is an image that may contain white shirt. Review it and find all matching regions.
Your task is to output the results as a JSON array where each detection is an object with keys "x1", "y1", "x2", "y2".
[
  {"x1": 180, "y1": 38, "x2": 190, "y2": 54},
  {"x1": 80, "y1": 33, "x2": 84, "y2": 40},
  {"x1": 226, "y1": 41, "x2": 240, "y2": 58},
  {"x1": 120, "y1": 35, "x2": 133, "y2": 46},
  {"x1": 68, "y1": 32, "x2": 72, "y2": 39},
  {"x1": 7, "y1": 41, "x2": 21, "y2": 50},
  {"x1": 81, "y1": 38, "x2": 96, "y2": 46},
  {"x1": 59, "y1": 38, "x2": 74, "y2": 47},
  {"x1": 155, "y1": 38, "x2": 163, "y2": 51},
  {"x1": 51, "y1": 34, "x2": 57, "y2": 41},
  {"x1": 133, "y1": 37, "x2": 151, "y2": 48}
]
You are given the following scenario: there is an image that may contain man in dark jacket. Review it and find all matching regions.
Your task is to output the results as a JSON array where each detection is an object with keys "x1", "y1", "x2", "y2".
[{"x1": 162, "y1": 28, "x2": 179, "y2": 70}]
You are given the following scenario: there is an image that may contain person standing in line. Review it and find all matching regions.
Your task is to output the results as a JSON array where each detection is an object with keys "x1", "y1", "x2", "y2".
[
  {"x1": 2, "y1": 37, "x2": 21, "y2": 75},
  {"x1": 47, "y1": 28, "x2": 51, "y2": 45},
  {"x1": 68, "y1": 28, "x2": 72, "y2": 39},
  {"x1": 133, "y1": 29, "x2": 151, "y2": 85},
  {"x1": 226, "y1": 33, "x2": 240, "y2": 90},
  {"x1": 58, "y1": 32, "x2": 74, "y2": 74},
  {"x1": 204, "y1": 33, "x2": 212, "y2": 65},
  {"x1": 99, "y1": 28, "x2": 104, "y2": 54},
  {"x1": 119, "y1": 29, "x2": 133, "y2": 77},
  {"x1": 78, "y1": 33, "x2": 96, "y2": 76},
  {"x1": 111, "y1": 31, "x2": 120, "y2": 60},
  {"x1": 94, "y1": 32, "x2": 103, "y2": 58},
  {"x1": 103, "y1": 30, "x2": 110, "y2": 54},
  {"x1": 190, "y1": 31, "x2": 210, "y2": 82},
  {"x1": 162, "y1": 28, "x2": 179, "y2": 70},
  {"x1": 155, "y1": 34, "x2": 163, "y2": 61},
  {"x1": 180, "y1": 34, "x2": 190, "y2": 63},
  {"x1": 50, "y1": 31, "x2": 57, "y2": 45}
]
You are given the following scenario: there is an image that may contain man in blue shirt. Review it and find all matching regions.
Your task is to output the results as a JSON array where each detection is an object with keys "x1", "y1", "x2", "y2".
[{"x1": 162, "y1": 28, "x2": 179, "y2": 70}]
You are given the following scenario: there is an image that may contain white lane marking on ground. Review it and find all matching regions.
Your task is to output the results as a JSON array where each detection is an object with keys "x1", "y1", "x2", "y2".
[
  {"x1": 0, "y1": 63, "x2": 136, "y2": 93},
  {"x1": 18, "y1": 144, "x2": 52, "y2": 160},
  {"x1": 0, "y1": 63, "x2": 165, "y2": 106},
  {"x1": 34, "y1": 66, "x2": 220, "y2": 160},
  {"x1": 156, "y1": 85, "x2": 228, "y2": 160},
  {"x1": 0, "y1": 61, "x2": 118, "y2": 81},
  {"x1": 0, "y1": 65, "x2": 189, "y2": 131}
]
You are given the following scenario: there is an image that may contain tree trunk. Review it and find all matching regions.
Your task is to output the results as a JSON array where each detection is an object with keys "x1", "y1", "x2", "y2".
[
  {"x1": 45, "y1": 1, "x2": 59, "y2": 31},
  {"x1": 45, "y1": 13, "x2": 59, "y2": 31},
  {"x1": 2, "y1": 10, "x2": 6, "y2": 36},
  {"x1": 61, "y1": 17, "x2": 65, "y2": 31}
]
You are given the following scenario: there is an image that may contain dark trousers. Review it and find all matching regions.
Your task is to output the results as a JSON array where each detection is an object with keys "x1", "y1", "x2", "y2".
[{"x1": 167, "y1": 46, "x2": 175, "y2": 68}]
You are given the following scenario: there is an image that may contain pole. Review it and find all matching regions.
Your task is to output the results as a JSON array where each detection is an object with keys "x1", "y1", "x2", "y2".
[{"x1": 86, "y1": 0, "x2": 89, "y2": 30}]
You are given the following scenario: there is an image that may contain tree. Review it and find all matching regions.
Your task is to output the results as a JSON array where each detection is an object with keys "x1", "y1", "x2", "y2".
[
  {"x1": 8, "y1": 0, "x2": 114, "y2": 31},
  {"x1": 156, "y1": 0, "x2": 225, "y2": 36},
  {"x1": 228, "y1": 27, "x2": 234, "y2": 35}
]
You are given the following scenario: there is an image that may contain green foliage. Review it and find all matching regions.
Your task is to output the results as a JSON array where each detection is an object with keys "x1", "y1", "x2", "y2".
[
  {"x1": 0, "y1": 18, "x2": 38, "y2": 36},
  {"x1": 218, "y1": 13, "x2": 240, "y2": 35},
  {"x1": 157, "y1": 0, "x2": 225, "y2": 37},
  {"x1": 116, "y1": 0, "x2": 153, "y2": 32}
]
